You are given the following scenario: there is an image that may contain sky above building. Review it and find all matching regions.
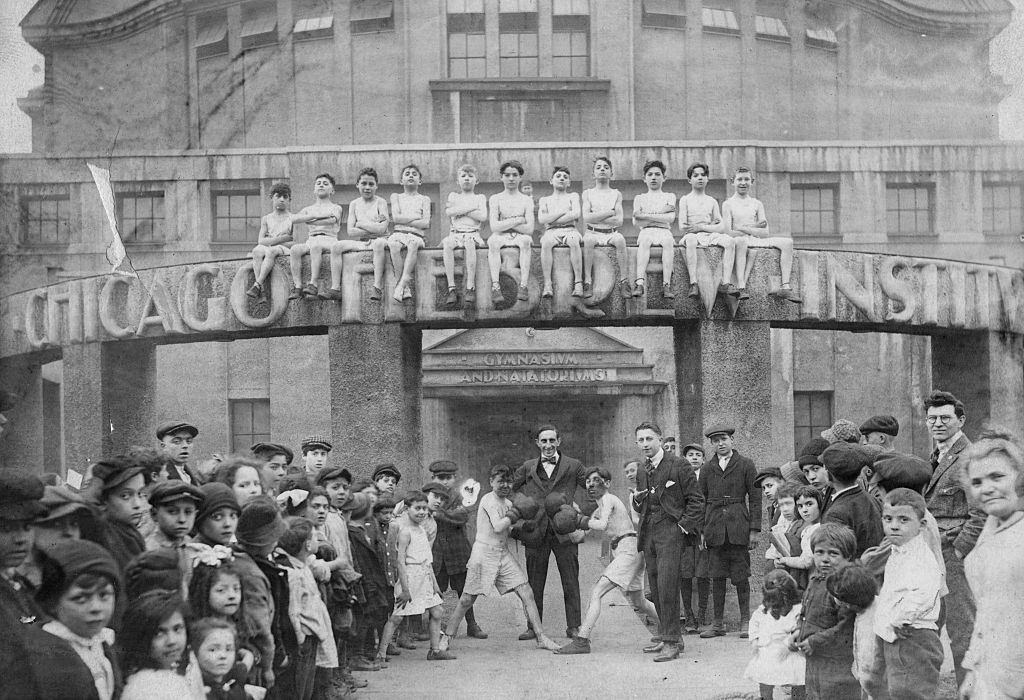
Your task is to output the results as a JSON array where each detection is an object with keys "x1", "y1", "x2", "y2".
[{"x1": 0, "y1": 0, "x2": 1021, "y2": 153}]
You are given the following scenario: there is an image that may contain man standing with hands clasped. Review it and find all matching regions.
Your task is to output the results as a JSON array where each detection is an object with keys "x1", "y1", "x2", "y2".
[
  {"x1": 632, "y1": 421, "x2": 704, "y2": 662},
  {"x1": 512, "y1": 424, "x2": 587, "y2": 641},
  {"x1": 698, "y1": 424, "x2": 760, "y2": 640}
]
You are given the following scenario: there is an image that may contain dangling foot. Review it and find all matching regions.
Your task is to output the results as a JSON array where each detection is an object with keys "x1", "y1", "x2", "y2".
[
  {"x1": 662, "y1": 283, "x2": 675, "y2": 299},
  {"x1": 444, "y1": 287, "x2": 458, "y2": 306},
  {"x1": 517, "y1": 286, "x2": 529, "y2": 301},
  {"x1": 246, "y1": 282, "x2": 263, "y2": 299},
  {"x1": 464, "y1": 287, "x2": 476, "y2": 305},
  {"x1": 403, "y1": 286, "x2": 413, "y2": 300},
  {"x1": 324, "y1": 287, "x2": 343, "y2": 301},
  {"x1": 392, "y1": 283, "x2": 405, "y2": 303},
  {"x1": 737, "y1": 287, "x2": 750, "y2": 300},
  {"x1": 583, "y1": 282, "x2": 594, "y2": 298},
  {"x1": 542, "y1": 286, "x2": 553, "y2": 299},
  {"x1": 633, "y1": 279, "x2": 645, "y2": 297},
  {"x1": 572, "y1": 282, "x2": 584, "y2": 298},
  {"x1": 619, "y1": 279, "x2": 633, "y2": 299},
  {"x1": 288, "y1": 286, "x2": 302, "y2": 301},
  {"x1": 370, "y1": 286, "x2": 383, "y2": 301},
  {"x1": 688, "y1": 283, "x2": 699, "y2": 298},
  {"x1": 491, "y1": 283, "x2": 503, "y2": 309},
  {"x1": 301, "y1": 283, "x2": 319, "y2": 299}
]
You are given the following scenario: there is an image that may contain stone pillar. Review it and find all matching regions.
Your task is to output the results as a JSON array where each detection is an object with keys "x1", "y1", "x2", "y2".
[
  {"x1": 0, "y1": 361, "x2": 44, "y2": 472},
  {"x1": 329, "y1": 325, "x2": 423, "y2": 483},
  {"x1": 933, "y1": 331, "x2": 1024, "y2": 438},
  {"x1": 674, "y1": 320, "x2": 776, "y2": 470},
  {"x1": 62, "y1": 341, "x2": 156, "y2": 472}
]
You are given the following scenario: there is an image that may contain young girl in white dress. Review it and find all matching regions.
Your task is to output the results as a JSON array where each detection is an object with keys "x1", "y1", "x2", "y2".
[{"x1": 744, "y1": 569, "x2": 806, "y2": 700}]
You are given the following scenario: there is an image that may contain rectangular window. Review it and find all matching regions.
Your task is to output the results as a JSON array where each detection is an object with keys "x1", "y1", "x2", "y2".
[
  {"x1": 886, "y1": 183, "x2": 934, "y2": 237},
  {"x1": 241, "y1": 1, "x2": 278, "y2": 49},
  {"x1": 703, "y1": 7, "x2": 740, "y2": 35},
  {"x1": 790, "y1": 184, "x2": 838, "y2": 238},
  {"x1": 982, "y1": 182, "x2": 1023, "y2": 236},
  {"x1": 212, "y1": 186, "x2": 263, "y2": 243},
  {"x1": 499, "y1": 1, "x2": 539, "y2": 77},
  {"x1": 793, "y1": 391, "x2": 832, "y2": 450},
  {"x1": 230, "y1": 399, "x2": 271, "y2": 453},
  {"x1": 755, "y1": 15, "x2": 789, "y2": 41},
  {"x1": 195, "y1": 10, "x2": 228, "y2": 59},
  {"x1": 805, "y1": 26, "x2": 838, "y2": 50},
  {"x1": 642, "y1": 0, "x2": 686, "y2": 29},
  {"x1": 350, "y1": 0, "x2": 394, "y2": 34},
  {"x1": 117, "y1": 192, "x2": 166, "y2": 244},
  {"x1": 21, "y1": 192, "x2": 72, "y2": 245},
  {"x1": 552, "y1": 12, "x2": 589, "y2": 77},
  {"x1": 448, "y1": 8, "x2": 486, "y2": 78}
]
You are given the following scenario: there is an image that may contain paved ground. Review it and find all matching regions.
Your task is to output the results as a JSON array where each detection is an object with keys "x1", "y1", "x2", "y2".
[{"x1": 358, "y1": 538, "x2": 958, "y2": 699}]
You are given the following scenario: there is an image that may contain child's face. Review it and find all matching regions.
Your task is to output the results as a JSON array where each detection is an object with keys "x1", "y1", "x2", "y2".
[
  {"x1": 426, "y1": 491, "x2": 446, "y2": 512},
  {"x1": 0, "y1": 518, "x2": 34, "y2": 570},
  {"x1": 152, "y1": 498, "x2": 197, "y2": 541},
  {"x1": 56, "y1": 578, "x2": 115, "y2": 639},
  {"x1": 732, "y1": 171, "x2": 754, "y2": 195},
  {"x1": 33, "y1": 513, "x2": 81, "y2": 553},
  {"x1": 401, "y1": 167, "x2": 421, "y2": 187},
  {"x1": 501, "y1": 167, "x2": 522, "y2": 190},
  {"x1": 623, "y1": 461, "x2": 638, "y2": 486},
  {"x1": 151, "y1": 610, "x2": 187, "y2": 670},
  {"x1": 777, "y1": 496, "x2": 797, "y2": 521},
  {"x1": 375, "y1": 509, "x2": 394, "y2": 526},
  {"x1": 710, "y1": 434, "x2": 734, "y2": 456},
  {"x1": 802, "y1": 463, "x2": 830, "y2": 490},
  {"x1": 762, "y1": 477, "x2": 782, "y2": 503},
  {"x1": 882, "y1": 503, "x2": 924, "y2": 545},
  {"x1": 195, "y1": 628, "x2": 236, "y2": 681},
  {"x1": 812, "y1": 543, "x2": 849, "y2": 576},
  {"x1": 324, "y1": 479, "x2": 350, "y2": 509},
  {"x1": 550, "y1": 170, "x2": 571, "y2": 191},
  {"x1": 585, "y1": 472, "x2": 609, "y2": 500},
  {"x1": 103, "y1": 474, "x2": 148, "y2": 526},
  {"x1": 231, "y1": 467, "x2": 263, "y2": 507},
  {"x1": 796, "y1": 495, "x2": 821, "y2": 524},
  {"x1": 357, "y1": 175, "x2": 378, "y2": 198},
  {"x1": 263, "y1": 456, "x2": 288, "y2": 485},
  {"x1": 684, "y1": 449, "x2": 704, "y2": 471},
  {"x1": 198, "y1": 507, "x2": 238, "y2": 546},
  {"x1": 457, "y1": 170, "x2": 477, "y2": 191},
  {"x1": 593, "y1": 159, "x2": 612, "y2": 181},
  {"x1": 490, "y1": 475, "x2": 513, "y2": 500},
  {"x1": 313, "y1": 177, "x2": 334, "y2": 197},
  {"x1": 208, "y1": 572, "x2": 242, "y2": 617},
  {"x1": 375, "y1": 475, "x2": 398, "y2": 495},
  {"x1": 310, "y1": 496, "x2": 330, "y2": 526},
  {"x1": 434, "y1": 473, "x2": 457, "y2": 489},
  {"x1": 272, "y1": 192, "x2": 290, "y2": 211},
  {"x1": 644, "y1": 167, "x2": 664, "y2": 190},
  {"x1": 688, "y1": 167, "x2": 709, "y2": 189},
  {"x1": 303, "y1": 449, "x2": 329, "y2": 473},
  {"x1": 407, "y1": 500, "x2": 430, "y2": 524}
]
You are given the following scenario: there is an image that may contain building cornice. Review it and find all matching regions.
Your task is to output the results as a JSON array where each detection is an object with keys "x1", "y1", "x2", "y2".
[
  {"x1": 20, "y1": 0, "x2": 185, "y2": 51},
  {"x1": 818, "y1": 0, "x2": 1013, "y2": 38}
]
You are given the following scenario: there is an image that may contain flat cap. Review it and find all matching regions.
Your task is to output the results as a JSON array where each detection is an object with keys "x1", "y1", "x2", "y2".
[
  {"x1": 859, "y1": 415, "x2": 900, "y2": 437},
  {"x1": 871, "y1": 452, "x2": 932, "y2": 492},
  {"x1": 821, "y1": 442, "x2": 870, "y2": 482},
  {"x1": 703, "y1": 424, "x2": 735, "y2": 439},
  {"x1": 821, "y1": 419, "x2": 861, "y2": 445},
  {"x1": 372, "y1": 463, "x2": 402, "y2": 482},
  {"x1": 0, "y1": 472, "x2": 46, "y2": 520},
  {"x1": 252, "y1": 442, "x2": 294, "y2": 464},
  {"x1": 421, "y1": 481, "x2": 451, "y2": 498},
  {"x1": 156, "y1": 421, "x2": 198, "y2": 441},
  {"x1": 428, "y1": 460, "x2": 458, "y2": 476},
  {"x1": 796, "y1": 437, "x2": 830, "y2": 466},
  {"x1": 315, "y1": 466, "x2": 353, "y2": 486},
  {"x1": 301, "y1": 435, "x2": 332, "y2": 453},
  {"x1": 148, "y1": 480, "x2": 204, "y2": 508},
  {"x1": 35, "y1": 484, "x2": 93, "y2": 524},
  {"x1": 681, "y1": 443, "x2": 705, "y2": 456},
  {"x1": 753, "y1": 465, "x2": 784, "y2": 487}
]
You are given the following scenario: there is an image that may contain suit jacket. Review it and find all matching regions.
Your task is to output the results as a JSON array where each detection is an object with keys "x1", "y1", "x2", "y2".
[
  {"x1": 348, "y1": 521, "x2": 390, "y2": 610},
  {"x1": 924, "y1": 434, "x2": 986, "y2": 555},
  {"x1": 632, "y1": 452, "x2": 704, "y2": 549},
  {"x1": 821, "y1": 485, "x2": 884, "y2": 558},
  {"x1": 432, "y1": 505, "x2": 472, "y2": 574},
  {"x1": 698, "y1": 450, "x2": 761, "y2": 547},
  {"x1": 512, "y1": 454, "x2": 587, "y2": 547}
]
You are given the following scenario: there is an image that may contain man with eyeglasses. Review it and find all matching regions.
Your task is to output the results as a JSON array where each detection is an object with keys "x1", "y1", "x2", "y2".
[
  {"x1": 155, "y1": 420, "x2": 204, "y2": 484},
  {"x1": 921, "y1": 390, "x2": 984, "y2": 688}
]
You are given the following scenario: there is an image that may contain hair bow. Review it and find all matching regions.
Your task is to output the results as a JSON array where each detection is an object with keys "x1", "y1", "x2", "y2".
[
  {"x1": 276, "y1": 489, "x2": 310, "y2": 508},
  {"x1": 190, "y1": 543, "x2": 234, "y2": 569}
]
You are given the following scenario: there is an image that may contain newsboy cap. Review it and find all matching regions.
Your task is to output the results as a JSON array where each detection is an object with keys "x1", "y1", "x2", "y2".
[
  {"x1": 156, "y1": 421, "x2": 198, "y2": 441},
  {"x1": 148, "y1": 480, "x2": 204, "y2": 508},
  {"x1": 428, "y1": 460, "x2": 458, "y2": 476},
  {"x1": 703, "y1": 424, "x2": 735, "y2": 439},
  {"x1": 301, "y1": 436, "x2": 332, "y2": 453},
  {"x1": 859, "y1": 415, "x2": 900, "y2": 437},
  {"x1": 372, "y1": 463, "x2": 402, "y2": 482},
  {"x1": 0, "y1": 472, "x2": 46, "y2": 520},
  {"x1": 252, "y1": 442, "x2": 294, "y2": 464}
]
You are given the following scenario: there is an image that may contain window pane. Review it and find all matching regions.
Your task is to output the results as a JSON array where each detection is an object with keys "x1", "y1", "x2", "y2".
[
  {"x1": 449, "y1": 59, "x2": 467, "y2": 78},
  {"x1": 520, "y1": 32, "x2": 538, "y2": 55},
  {"x1": 553, "y1": 56, "x2": 570, "y2": 76},
  {"x1": 449, "y1": 34, "x2": 466, "y2": 57},
  {"x1": 519, "y1": 57, "x2": 538, "y2": 76},
  {"x1": 466, "y1": 33, "x2": 486, "y2": 57},
  {"x1": 467, "y1": 57, "x2": 487, "y2": 77}
]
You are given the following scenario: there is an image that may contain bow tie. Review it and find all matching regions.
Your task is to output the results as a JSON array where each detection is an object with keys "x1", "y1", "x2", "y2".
[{"x1": 542, "y1": 457, "x2": 557, "y2": 466}]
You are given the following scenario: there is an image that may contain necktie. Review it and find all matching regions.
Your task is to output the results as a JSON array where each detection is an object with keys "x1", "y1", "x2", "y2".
[
  {"x1": 930, "y1": 448, "x2": 940, "y2": 471},
  {"x1": 644, "y1": 457, "x2": 655, "y2": 477}
]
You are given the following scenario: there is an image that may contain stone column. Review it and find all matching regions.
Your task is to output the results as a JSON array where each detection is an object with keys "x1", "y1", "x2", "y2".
[
  {"x1": 674, "y1": 320, "x2": 777, "y2": 470},
  {"x1": 62, "y1": 341, "x2": 156, "y2": 472},
  {"x1": 328, "y1": 325, "x2": 423, "y2": 483},
  {"x1": 932, "y1": 331, "x2": 1024, "y2": 438},
  {"x1": 0, "y1": 361, "x2": 44, "y2": 472}
]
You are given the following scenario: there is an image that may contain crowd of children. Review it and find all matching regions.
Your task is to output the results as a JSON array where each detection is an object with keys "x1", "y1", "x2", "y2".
[
  {"x1": 1, "y1": 389, "x2": 1020, "y2": 699},
  {"x1": 245, "y1": 159, "x2": 802, "y2": 309}
]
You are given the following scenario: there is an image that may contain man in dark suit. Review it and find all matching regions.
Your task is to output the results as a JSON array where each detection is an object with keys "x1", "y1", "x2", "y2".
[
  {"x1": 155, "y1": 420, "x2": 204, "y2": 484},
  {"x1": 820, "y1": 442, "x2": 884, "y2": 557},
  {"x1": 922, "y1": 390, "x2": 984, "y2": 687},
  {"x1": 698, "y1": 424, "x2": 761, "y2": 639},
  {"x1": 632, "y1": 421, "x2": 704, "y2": 662},
  {"x1": 512, "y1": 424, "x2": 587, "y2": 640}
]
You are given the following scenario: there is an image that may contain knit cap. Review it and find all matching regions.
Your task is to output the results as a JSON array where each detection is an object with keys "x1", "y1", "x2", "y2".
[
  {"x1": 124, "y1": 548, "x2": 182, "y2": 599},
  {"x1": 195, "y1": 482, "x2": 241, "y2": 528},
  {"x1": 236, "y1": 496, "x2": 288, "y2": 549},
  {"x1": 821, "y1": 419, "x2": 861, "y2": 445},
  {"x1": 36, "y1": 539, "x2": 122, "y2": 611}
]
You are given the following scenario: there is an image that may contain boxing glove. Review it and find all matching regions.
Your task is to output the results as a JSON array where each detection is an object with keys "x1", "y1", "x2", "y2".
[{"x1": 544, "y1": 491, "x2": 568, "y2": 518}]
